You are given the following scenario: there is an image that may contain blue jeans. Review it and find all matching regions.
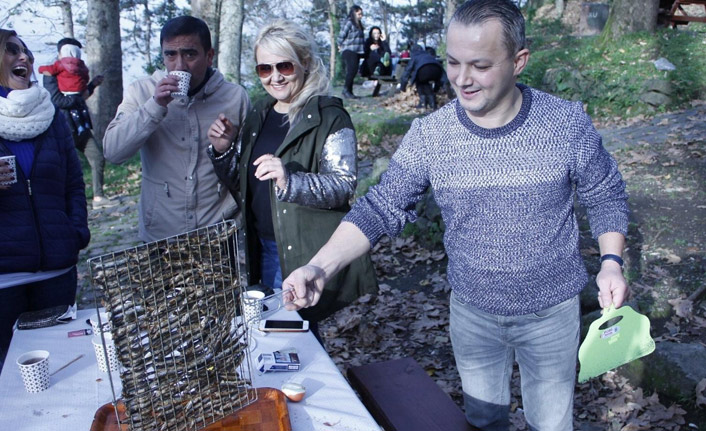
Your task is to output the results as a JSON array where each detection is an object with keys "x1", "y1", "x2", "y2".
[
  {"x1": 450, "y1": 293, "x2": 580, "y2": 431},
  {"x1": 259, "y1": 238, "x2": 282, "y2": 291}
]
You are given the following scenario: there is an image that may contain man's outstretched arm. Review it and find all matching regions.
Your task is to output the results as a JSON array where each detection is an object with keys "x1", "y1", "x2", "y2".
[{"x1": 283, "y1": 221, "x2": 371, "y2": 311}]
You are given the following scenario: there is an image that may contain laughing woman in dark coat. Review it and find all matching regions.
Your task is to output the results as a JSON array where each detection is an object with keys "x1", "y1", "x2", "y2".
[{"x1": 0, "y1": 29, "x2": 90, "y2": 366}]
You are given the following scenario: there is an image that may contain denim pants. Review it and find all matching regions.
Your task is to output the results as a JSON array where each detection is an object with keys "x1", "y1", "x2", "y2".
[
  {"x1": 342, "y1": 50, "x2": 361, "y2": 93},
  {"x1": 259, "y1": 238, "x2": 282, "y2": 291},
  {"x1": 450, "y1": 293, "x2": 580, "y2": 431}
]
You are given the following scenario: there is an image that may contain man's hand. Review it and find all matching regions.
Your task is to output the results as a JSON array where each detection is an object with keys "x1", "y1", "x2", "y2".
[
  {"x1": 596, "y1": 232, "x2": 629, "y2": 309},
  {"x1": 153, "y1": 75, "x2": 180, "y2": 107},
  {"x1": 207, "y1": 114, "x2": 238, "y2": 153},
  {"x1": 596, "y1": 261, "x2": 629, "y2": 309},
  {"x1": 282, "y1": 265, "x2": 327, "y2": 311}
]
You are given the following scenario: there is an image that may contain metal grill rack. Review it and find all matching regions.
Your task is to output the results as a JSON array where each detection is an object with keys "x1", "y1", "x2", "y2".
[{"x1": 88, "y1": 220, "x2": 256, "y2": 431}]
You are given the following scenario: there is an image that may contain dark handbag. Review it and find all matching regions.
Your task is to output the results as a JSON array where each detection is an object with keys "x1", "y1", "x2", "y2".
[{"x1": 16, "y1": 305, "x2": 74, "y2": 330}]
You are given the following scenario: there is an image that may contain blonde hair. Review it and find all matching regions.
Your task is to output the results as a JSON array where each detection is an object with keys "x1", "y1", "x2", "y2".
[{"x1": 254, "y1": 20, "x2": 329, "y2": 125}]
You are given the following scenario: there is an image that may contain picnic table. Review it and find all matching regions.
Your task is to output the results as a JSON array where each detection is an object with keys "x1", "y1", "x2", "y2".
[
  {"x1": 666, "y1": 0, "x2": 706, "y2": 27},
  {"x1": 0, "y1": 308, "x2": 382, "y2": 431}
]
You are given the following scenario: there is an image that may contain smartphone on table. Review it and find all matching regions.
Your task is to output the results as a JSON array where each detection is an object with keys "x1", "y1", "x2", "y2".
[{"x1": 258, "y1": 319, "x2": 309, "y2": 332}]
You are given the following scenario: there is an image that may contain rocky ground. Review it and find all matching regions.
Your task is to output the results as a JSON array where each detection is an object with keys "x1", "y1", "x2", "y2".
[{"x1": 76, "y1": 98, "x2": 706, "y2": 430}]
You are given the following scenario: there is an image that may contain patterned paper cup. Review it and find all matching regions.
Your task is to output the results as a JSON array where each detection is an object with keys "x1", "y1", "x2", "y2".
[
  {"x1": 92, "y1": 333, "x2": 120, "y2": 372},
  {"x1": 241, "y1": 290, "x2": 265, "y2": 325},
  {"x1": 169, "y1": 71, "x2": 191, "y2": 98},
  {"x1": 0, "y1": 155, "x2": 17, "y2": 186},
  {"x1": 17, "y1": 350, "x2": 50, "y2": 393},
  {"x1": 89, "y1": 311, "x2": 112, "y2": 335}
]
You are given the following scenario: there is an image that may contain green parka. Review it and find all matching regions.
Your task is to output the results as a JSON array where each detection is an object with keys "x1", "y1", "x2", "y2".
[{"x1": 211, "y1": 95, "x2": 378, "y2": 322}]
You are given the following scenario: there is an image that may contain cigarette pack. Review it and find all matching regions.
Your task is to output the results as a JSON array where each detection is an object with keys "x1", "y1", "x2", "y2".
[{"x1": 257, "y1": 350, "x2": 300, "y2": 373}]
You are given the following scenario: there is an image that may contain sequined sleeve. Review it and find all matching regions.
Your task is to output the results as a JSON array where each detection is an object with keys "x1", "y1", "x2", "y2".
[{"x1": 275, "y1": 128, "x2": 357, "y2": 209}]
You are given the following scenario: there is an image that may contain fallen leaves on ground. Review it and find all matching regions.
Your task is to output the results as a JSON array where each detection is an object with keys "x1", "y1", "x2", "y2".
[{"x1": 321, "y1": 283, "x2": 688, "y2": 430}]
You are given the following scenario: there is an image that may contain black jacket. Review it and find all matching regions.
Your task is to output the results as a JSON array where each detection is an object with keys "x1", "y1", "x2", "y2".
[
  {"x1": 43, "y1": 75, "x2": 94, "y2": 149},
  {"x1": 0, "y1": 109, "x2": 90, "y2": 273}
]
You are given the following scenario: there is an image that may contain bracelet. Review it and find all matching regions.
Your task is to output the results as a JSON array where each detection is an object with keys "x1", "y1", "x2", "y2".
[
  {"x1": 600, "y1": 254, "x2": 624, "y2": 267},
  {"x1": 209, "y1": 143, "x2": 234, "y2": 160}
]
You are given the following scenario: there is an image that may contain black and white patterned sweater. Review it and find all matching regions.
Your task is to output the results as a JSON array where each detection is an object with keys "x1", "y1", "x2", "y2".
[{"x1": 344, "y1": 85, "x2": 629, "y2": 316}]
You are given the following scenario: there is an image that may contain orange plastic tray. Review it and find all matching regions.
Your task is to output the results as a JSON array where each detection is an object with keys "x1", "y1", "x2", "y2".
[{"x1": 90, "y1": 388, "x2": 292, "y2": 431}]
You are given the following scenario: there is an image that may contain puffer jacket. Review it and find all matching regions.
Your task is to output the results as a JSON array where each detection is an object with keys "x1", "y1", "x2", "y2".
[
  {"x1": 104, "y1": 68, "x2": 250, "y2": 242},
  {"x1": 211, "y1": 96, "x2": 378, "y2": 322},
  {"x1": 0, "y1": 110, "x2": 90, "y2": 273}
]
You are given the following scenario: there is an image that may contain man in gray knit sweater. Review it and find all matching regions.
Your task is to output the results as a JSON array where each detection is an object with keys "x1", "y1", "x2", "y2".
[{"x1": 283, "y1": 1, "x2": 629, "y2": 429}]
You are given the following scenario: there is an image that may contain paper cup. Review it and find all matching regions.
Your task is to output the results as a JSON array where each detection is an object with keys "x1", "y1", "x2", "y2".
[
  {"x1": 169, "y1": 70, "x2": 191, "y2": 98},
  {"x1": 89, "y1": 311, "x2": 112, "y2": 335},
  {"x1": 0, "y1": 155, "x2": 17, "y2": 186},
  {"x1": 17, "y1": 350, "x2": 50, "y2": 393},
  {"x1": 92, "y1": 333, "x2": 120, "y2": 372},
  {"x1": 241, "y1": 290, "x2": 265, "y2": 325}
]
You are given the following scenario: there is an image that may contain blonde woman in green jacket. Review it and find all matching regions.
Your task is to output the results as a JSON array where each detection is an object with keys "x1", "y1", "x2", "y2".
[{"x1": 208, "y1": 20, "x2": 377, "y2": 335}]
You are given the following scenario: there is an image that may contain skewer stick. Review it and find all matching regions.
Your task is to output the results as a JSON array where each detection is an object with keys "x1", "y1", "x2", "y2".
[{"x1": 50, "y1": 354, "x2": 84, "y2": 376}]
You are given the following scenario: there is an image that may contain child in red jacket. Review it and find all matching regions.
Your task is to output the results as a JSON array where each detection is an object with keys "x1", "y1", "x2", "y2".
[{"x1": 38, "y1": 43, "x2": 89, "y2": 95}]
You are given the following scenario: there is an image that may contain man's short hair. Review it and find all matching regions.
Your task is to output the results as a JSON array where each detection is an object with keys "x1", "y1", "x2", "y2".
[
  {"x1": 57, "y1": 37, "x2": 82, "y2": 52},
  {"x1": 451, "y1": 0, "x2": 526, "y2": 56},
  {"x1": 160, "y1": 16, "x2": 212, "y2": 52}
]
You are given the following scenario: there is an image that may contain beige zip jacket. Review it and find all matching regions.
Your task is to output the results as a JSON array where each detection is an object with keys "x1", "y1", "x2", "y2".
[{"x1": 104, "y1": 69, "x2": 250, "y2": 242}]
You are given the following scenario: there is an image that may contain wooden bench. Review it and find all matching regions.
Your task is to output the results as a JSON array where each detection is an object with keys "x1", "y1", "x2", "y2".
[
  {"x1": 347, "y1": 357, "x2": 474, "y2": 431},
  {"x1": 668, "y1": 0, "x2": 706, "y2": 27},
  {"x1": 368, "y1": 75, "x2": 397, "y2": 97}
]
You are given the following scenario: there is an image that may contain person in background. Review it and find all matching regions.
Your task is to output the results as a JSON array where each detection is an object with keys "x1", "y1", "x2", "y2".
[
  {"x1": 360, "y1": 26, "x2": 391, "y2": 78},
  {"x1": 337, "y1": 5, "x2": 365, "y2": 99},
  {"x1": 280, "y1": 0, "x2": 630, "y2": 429},
  {"x1": 38, "y1": 41, "x2": 89, "y2": 95},
  {"x1": 42, "y1": 37, "x2": 116, "y2": 209},
  {"x1": 208, "y1": 20, "x2": 377, "y2": 340},
  {"x1": 0, "y1": 29, "x2": 90, "y2": 367},
  {"x1": 400, "y1": 44, "x2": 445, "y2": 110},
  {"x1": 103, "y1": 16, "x2": 250, "y2": 242}
]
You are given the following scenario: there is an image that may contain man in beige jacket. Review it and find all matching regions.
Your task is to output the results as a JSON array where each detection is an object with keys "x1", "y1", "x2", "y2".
[{"x1": 104, "y1": 16, "x2": 250, "y2": 242}]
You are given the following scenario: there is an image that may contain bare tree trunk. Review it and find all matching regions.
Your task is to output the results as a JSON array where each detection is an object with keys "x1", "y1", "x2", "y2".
[
  {"x1": 555, "y1": 0, "x2": 565, "y2": 17},
  {"x1": 191, "y1": 0, "x2": 222, "y2": 67},
  {"x1": 85, "y1": 0, "x2": 123, "y2": 142},
  {"x1": 445, "y1": 0, "x2": 458, "y2": 28},
  {"x1": 380, "y1": 0, "x2": 388, "y2": 36},
  {"x1": 218, "y1": 0, "x2": 244, "y2": 84},
  {"x1": 142, "y1": 0, "x2": 152, "y2": 67},
  {"x1": 59, "y1": 0, "x2": 74, "y2": 37},
  {"x1": 602, "y1": 0, "x2": 659, "y2": 39},
  {"x1": 328, "y1": 0, "x2": 338, "y2": 82}
]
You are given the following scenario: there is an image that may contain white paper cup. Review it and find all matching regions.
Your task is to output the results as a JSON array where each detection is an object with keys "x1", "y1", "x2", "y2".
[
  {"x1": 0, "y1": 155, "x2": 17, "y2": 186},
  {"x1": 169, "y1": 70, "x2": 191, "y2": 98},
  {"x1": 241, "y1": 290, "x2": 265, "y2": 325},
  {"x1": 89, "y1": 311, "x2": 112, "y2": 335},
  {"x1": 17, "y1": 350, "x2": 50, "y2": 393},
  {"x1": 92, "y1": 333, "x2": 120, "y2": 372}
]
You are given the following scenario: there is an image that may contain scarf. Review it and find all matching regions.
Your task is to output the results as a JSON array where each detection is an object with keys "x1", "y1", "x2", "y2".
[{"x1": 0, "y1": 85, "x2": 55, "y2": 141}]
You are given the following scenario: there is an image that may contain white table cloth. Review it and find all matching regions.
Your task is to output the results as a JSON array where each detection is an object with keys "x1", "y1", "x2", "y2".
[{"x1": 0, "y1": 309, "x2": 381, "y2": 431}]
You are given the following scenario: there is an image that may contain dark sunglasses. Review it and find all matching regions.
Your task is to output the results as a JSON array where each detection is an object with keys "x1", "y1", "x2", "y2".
[
  {"x1": 255, "y1": 61, "x2": 295, "y2": 78},
  {"x1": 5, "y1": 41, "x2": 34, "y2": 62}
]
